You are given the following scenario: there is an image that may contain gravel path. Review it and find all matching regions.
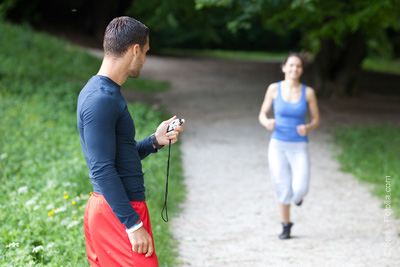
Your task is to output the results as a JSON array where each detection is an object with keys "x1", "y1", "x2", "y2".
[{"x1": 138, "y1": 55, "x2": 400, "y2": 267}]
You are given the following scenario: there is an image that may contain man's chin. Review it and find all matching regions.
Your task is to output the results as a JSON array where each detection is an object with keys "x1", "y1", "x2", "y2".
[{"x1": 128, "y1": 73, "x2": 140, "y2": 79}]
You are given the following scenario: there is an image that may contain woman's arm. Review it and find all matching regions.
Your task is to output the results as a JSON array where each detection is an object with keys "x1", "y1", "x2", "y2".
[
  {"x1": 258, "y1": 83, "x2": 277, "y2": 130},
  {"x1": 305, "y1": 87, "x2": 320, "y2": 133}
]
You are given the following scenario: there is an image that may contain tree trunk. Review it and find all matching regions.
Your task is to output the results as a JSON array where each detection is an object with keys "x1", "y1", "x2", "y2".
[{"x1": 312, "y1": 32, "x2": 367, "y2": 97}]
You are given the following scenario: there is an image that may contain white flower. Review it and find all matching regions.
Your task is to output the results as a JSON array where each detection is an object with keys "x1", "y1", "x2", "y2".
[
  {"x1": 32, "y1": 245, "x2": 43, "y2": 253},
  {"x1": 67, "y1": 221, "x2": 80, "y2": 229},
  {"x1": 46, "y1": 203, "x2": 55, "y2": 210},
  {"x1": 17, "y1": 186, "x2": 28, "y2": 194},
  {"x1": 45, "y1": 180, "x2": 56, "y2": 189},
  {"x1": 33, "y1": 205, "x2": 40, "y2": 211},
  {"x1": 55, "y1": 206, "x2": 67, "y2": 213},
  {"x1": 6, "y1": 242, "x2": 19, "y2": 248},
  {"x1": 0, "y1": 153, "x2": 7, "y2": 160},
  {"x1": 25, "y1": 196, "x2": 39, "y2": 206},
  {"x1": 46, "y1": 242, "x2": 55, "y2": 248}
]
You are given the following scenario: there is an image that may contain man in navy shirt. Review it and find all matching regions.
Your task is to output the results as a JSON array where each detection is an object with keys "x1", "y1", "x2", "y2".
[{"x1": 77, "y1": 16, "x2": 184, "y2": 266}]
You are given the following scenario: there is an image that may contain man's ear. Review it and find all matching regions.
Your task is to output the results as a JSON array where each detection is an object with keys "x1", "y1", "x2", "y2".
[{"x1": 131, "y1": 44, "x2": 141, "y2": 57}]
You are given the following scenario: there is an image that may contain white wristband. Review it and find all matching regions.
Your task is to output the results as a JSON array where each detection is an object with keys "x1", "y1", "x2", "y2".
[{"x1": 126, "y1": 221, "x2": 143, "y2": 234}]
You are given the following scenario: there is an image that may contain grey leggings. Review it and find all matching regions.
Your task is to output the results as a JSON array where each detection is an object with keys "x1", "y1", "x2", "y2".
[{"x1": 268, "y1": 139, "x2": 310, "y2": 205}]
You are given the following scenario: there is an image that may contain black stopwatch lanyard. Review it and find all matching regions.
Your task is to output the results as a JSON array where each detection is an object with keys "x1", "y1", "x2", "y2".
[{"x1": 161, "y1": 139, "x2": 172, "y2": 222}]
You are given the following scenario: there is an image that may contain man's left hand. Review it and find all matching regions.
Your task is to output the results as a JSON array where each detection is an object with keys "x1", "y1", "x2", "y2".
[{"x1": 154, "y1": 116, "x2": 185, "y2": 146}]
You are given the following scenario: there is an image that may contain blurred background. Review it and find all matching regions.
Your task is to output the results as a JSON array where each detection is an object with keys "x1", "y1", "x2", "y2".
[
  {"x1": 2, "y1": 0, "x2": 400, "y2": 96},
  {"x1": 1, "y1": 0, "x2": 399, "y2": 266}
]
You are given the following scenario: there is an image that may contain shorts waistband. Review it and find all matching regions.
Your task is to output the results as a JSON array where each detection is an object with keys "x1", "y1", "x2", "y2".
[{"x1": 91, "y1": 192, "x2": 145, "y2": 203}]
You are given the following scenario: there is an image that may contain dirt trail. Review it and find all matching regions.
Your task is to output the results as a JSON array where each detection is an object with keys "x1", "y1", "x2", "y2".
[{"x1": 137, "y1": 55, "x2": 400, "y2": 267}]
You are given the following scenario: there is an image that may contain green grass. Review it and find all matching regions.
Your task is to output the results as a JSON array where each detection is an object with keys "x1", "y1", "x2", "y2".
[
  {"x1": 0, "y1": 20, "x2": 183, "y2": 266},
  {"x1": 362, "y1": 57, "x2": 400, "y2": 75},
  {"x1": 334, "y1": 125, "x2": 400, "y2": 216},
  {"x1": 161, "y1": 48, "x2": 287, "y2": 62},
  {"x1": 124, "y1": 77, "x2": 170, "y2": 93},
  {"x1": 163, "y1": 48, "x2": 400, "y2": 77}
]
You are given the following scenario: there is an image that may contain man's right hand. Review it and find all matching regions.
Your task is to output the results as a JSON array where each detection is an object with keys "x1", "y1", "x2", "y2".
[{"x1": 128, "y1": 225, "x2": 154, "y2": 258}]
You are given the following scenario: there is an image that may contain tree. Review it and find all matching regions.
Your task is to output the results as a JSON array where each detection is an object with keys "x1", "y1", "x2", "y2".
[
  {"x1": 127, "y1": 0, "x2": 304, "y2": 51},
  {"x1": 196, "y1": 0, "x2": 400, "y2": 96},
  {"x1": 2, "y1": 0, "x2": 132, "y2": 42}
]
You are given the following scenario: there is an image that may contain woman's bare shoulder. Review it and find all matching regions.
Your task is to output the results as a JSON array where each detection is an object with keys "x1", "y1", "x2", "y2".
[
  {"x1": 266, "y1": 82, "x2": 279, "y2": 98},
  {"x1": 305, "y1": 86, "x2": 317, "y2": 101}
]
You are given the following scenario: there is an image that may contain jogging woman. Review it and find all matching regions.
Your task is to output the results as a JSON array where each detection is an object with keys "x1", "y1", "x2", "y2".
[{"x1": 258, "y1": 53, "x2": 320, "y2": 239}]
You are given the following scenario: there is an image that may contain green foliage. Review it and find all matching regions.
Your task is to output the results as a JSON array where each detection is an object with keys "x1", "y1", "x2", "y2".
[
  {"x1": 196, "y1": 0, "x2": 400, "y2": 56},
  {"x1": 0, "y1": 22, "x2": 95, "y2": 101},
  {"x1": 127, "y1": 0, "x2": 299, "y2": 51},
  {"x1": 128, "y1": 0, "x2": 226, "y2": 49},
  {"x1": 0, "y1": 0, "x2": 16, "y2": 19},
  {"x1": 3, "y1": 0, "x2": 400, "y2": 56},
  {"x1": 0, "y1": 21, "x2": 183, "y2": 266},
  {"x1": 334, "y1": 125, "x2": 400, "y2": 216},
  {"x1": 0, "y1": 93, "x2": 90, "y2": 266},
  {"x1": 0, "y1": 21, "x2": 168, "y2": 101},
  {"x1": 362, "y1": 57, "x2": 400, "y2": 75},
  {"x1": 195, "y1": 0, "x2": 261, "y2": 33}
]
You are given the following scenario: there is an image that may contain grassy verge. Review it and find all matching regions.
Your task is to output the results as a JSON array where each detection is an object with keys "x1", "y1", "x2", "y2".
[
  {"x1": 0, "y1": 20, "x2": 184, "y2": 266},
  {"x1": 362, "y1": 57, "x2": 400, "y2": 75},
  {"x1": 162, "y1": 48, "x2": 400, "y2": 77},
  {"x1": 124, "y1": 77, "x2": 170, "y2": 93},
  {"x1": 160, "y1": 48, "x2": 287, "y2": 62},
  {"x1": 334, "y1": 125, "x2": 400, "y2": 217}
]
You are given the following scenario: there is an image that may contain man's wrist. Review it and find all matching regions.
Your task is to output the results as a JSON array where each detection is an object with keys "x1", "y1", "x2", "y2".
[
  {"x1": 151, "y1": 133, "x2": 164, "y2": 150},
  {"x1": 126, "y1": 221, "x2": 143, "y2": 234}
]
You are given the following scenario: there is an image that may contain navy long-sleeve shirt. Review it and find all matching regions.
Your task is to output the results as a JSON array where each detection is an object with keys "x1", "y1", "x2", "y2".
[{"x1": 77, "y1": 75, "x2": 157, "y2": 229}]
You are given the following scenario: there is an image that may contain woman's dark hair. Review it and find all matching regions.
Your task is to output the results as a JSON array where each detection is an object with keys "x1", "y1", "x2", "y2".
[
  {"x1": 103, "y1": 16, "x2": 149, "y2": 58},
  {"x1": 282, "y1": 52, "x2": 308, "y2": 69}
]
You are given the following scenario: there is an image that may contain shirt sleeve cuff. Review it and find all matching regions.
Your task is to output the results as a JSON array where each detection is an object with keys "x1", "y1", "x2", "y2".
[
  {"x1": 145, "y1": 135, "x2": 157, "y2": 153},
  {"x1": 125, "y1": 213, "x2": 141, "y2": 229}
]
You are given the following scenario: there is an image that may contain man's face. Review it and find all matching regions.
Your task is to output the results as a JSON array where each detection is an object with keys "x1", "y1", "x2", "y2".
[{"x1": 128, "y1": 36, "x2": 150, "y2": 78}]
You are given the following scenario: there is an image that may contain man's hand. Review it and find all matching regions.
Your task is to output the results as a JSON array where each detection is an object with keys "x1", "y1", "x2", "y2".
[
  {"x1": 154, "y1": 116, "x2": 185, "y2": 146},
  {"x1": 128, "y1": 225, "x2": 154, "y2": 258}
]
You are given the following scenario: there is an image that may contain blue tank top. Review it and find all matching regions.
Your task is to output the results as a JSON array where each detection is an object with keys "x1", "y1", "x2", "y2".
[{"x1": 271, "y1": 81, "x2": 308, "y2": 142}]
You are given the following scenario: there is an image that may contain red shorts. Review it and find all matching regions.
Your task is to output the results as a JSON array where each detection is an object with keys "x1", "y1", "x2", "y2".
[{"x1": 84, "y1": 193, "x2": 159, "y2": 267}]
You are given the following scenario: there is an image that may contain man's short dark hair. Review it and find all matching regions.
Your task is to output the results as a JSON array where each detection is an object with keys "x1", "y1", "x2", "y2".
[{"x1": 103, "y1": 16, "x2": 149, "y2": 58}]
